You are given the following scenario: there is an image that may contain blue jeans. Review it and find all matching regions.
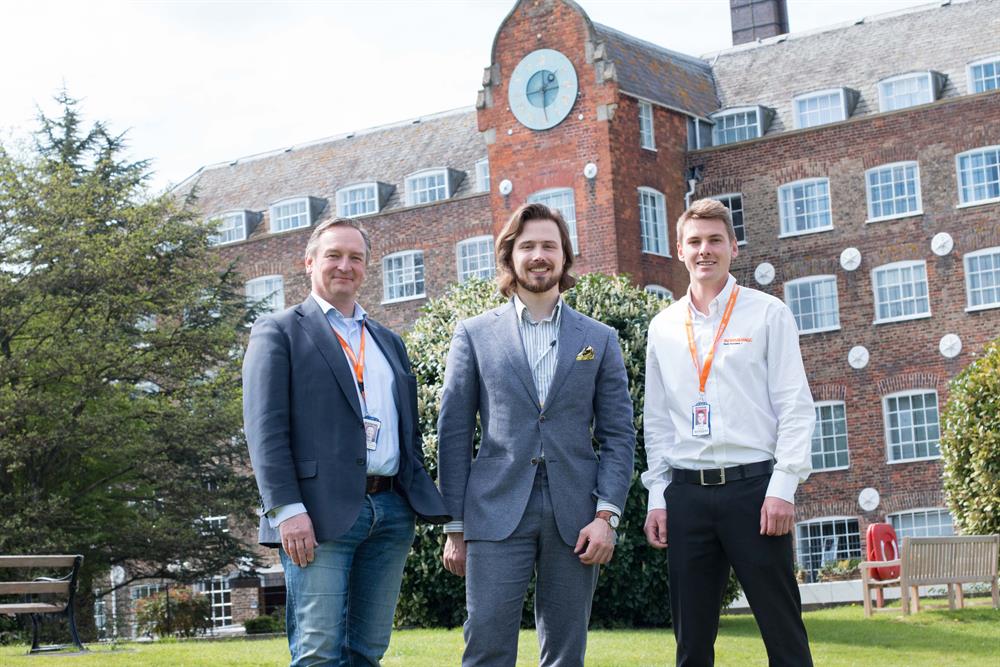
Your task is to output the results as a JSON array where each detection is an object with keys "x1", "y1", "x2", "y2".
[{"x1": 280, "y1": 490, "x2": 416, "y2": 667}]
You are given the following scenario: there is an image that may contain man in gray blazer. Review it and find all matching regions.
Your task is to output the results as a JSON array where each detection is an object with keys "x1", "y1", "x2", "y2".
[
  {"x1": 243, "y1": 218, "x2": 448, "y2": 666},
  {"x1": 438, "y1": 203, "x2": 636, "y2": 667}
]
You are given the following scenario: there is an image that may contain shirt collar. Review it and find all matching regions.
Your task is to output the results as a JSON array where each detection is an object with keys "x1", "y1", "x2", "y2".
[
  {"x1": 311, "y1": 292, "x2": 366, "y2": 323},
  {"x1": 685, "y1": 274, "x2": 737, "y2": 318},
  {"x1": 513, "y1": 293, "x2": 562, "y2": 325}
]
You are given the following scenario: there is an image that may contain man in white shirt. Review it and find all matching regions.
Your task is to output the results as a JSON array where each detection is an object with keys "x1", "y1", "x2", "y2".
[{"x1": 642, "y1": 198, "x2": 815, "y2": 666}]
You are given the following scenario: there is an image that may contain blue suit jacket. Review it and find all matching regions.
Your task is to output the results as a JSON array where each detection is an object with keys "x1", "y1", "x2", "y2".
[{"x1": 243, "y1": 296, "x2": 449, "y2": 547}]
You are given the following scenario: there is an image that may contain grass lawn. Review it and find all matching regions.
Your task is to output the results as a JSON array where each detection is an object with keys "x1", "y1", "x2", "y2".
[{"x1": 1, "y1": 604, "x2": 997, "y2": 666}]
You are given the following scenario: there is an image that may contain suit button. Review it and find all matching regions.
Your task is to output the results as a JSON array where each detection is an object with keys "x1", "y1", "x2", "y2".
[
  {"x1": 531, "y1": 457, "x2": 539, "y2": 465},
  {"x1": 356, "y1": 458, "x2": 366, "y2": 466},
  {"x1": 539, "y1": 415, "x2": 546, "y2": 422}
]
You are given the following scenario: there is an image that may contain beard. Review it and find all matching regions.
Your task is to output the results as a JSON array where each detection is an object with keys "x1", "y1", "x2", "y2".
[{"x1": 515, "y1": 262, "x2": 561, "y2": 293}]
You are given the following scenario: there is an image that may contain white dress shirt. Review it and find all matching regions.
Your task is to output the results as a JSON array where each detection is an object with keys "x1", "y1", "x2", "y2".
[{"x1": 642, "y1": 275, "x2": 814, "y2": 512}]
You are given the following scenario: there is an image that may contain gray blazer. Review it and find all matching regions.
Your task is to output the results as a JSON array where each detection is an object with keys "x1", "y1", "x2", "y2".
[
  {"x1": 243, "y1": 297, "x2": 449, "y2": 547},
  {"x1": 437, "y1": 301, "x2": 635, "y2": 546}
]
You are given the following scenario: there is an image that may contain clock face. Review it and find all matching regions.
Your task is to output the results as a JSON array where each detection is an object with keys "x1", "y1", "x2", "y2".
[{"x1": 508, "y1": 49, "x2": 578, "y2": 131}]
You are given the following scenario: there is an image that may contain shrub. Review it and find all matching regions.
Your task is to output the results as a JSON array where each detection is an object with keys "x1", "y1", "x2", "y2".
[
  {"x1": 398, "y1": 275, "x2": 741, "y2": 629},
  {"x1": 134, "y1": 587, "x2": 211, "y2": 638},
  {"x1": 941, "y1": 337, "x2": 1000, "y2": 536},
  {"x1": 244, "y1": 609, "x2": 286, "y2": 635}
]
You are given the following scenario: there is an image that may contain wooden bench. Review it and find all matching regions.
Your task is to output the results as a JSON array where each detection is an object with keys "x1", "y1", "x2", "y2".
[
  {"x1": 0, "y1": 555, "x2": 86, "y2": 653},
  {"x1": 860, "y1": 535, "x2": 999, "y2": 617}
]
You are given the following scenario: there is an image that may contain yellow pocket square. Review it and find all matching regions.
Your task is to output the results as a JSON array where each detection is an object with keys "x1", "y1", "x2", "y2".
[{"x1": 576, "y1": 345, "x2": 595, "y2": 361}]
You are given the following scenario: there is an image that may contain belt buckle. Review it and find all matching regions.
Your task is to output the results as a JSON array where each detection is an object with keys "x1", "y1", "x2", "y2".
[{"x1": 699, "y1": 468, "x2": 726, "y2": 486}]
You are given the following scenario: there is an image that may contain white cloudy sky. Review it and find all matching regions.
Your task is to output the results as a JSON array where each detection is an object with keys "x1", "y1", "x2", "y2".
[{"x1": 1, "y1": 0, "x2": 929, "y2": 191}]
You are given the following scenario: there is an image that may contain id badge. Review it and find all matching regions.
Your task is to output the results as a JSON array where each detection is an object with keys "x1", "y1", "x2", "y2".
[
  {"x1": 691, "y1": 401, "x2": 711, "y2": 437},
  {"x1": 363, "y1": 415, "x2": 381, "y2": 451}
]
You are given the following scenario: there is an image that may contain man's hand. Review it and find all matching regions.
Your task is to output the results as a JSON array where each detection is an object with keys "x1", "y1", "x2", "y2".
[
  {"x1": 644, "y1": 509, "x2": 668, "y2": 549},
  {"x1": 760, "y1": 496, "x2": 794, "y2": 536},
  {"x1": 279, "y1": 513, "x2": 318, "y2": 567},
  {"x1": 574, "y1": 518, "x2": 616, "y2": 565},
  {"x1": 443, "y1": 532, "x2": 468, "y2": 577}
]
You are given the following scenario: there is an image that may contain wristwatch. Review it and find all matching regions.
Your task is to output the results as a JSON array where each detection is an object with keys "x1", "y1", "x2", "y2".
[{"x1": 596, "y1": 510, "x2": 620, "y2": 529}]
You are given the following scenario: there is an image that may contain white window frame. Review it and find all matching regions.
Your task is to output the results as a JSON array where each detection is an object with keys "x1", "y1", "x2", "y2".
[
  {"x1": 871, "y1": 260, "x2": 930, "y2": 324},
  {"x1": 336, "y1": 183, "x2": 379, "y2": 218},
  {"x1": 475, "y1": 158, "x2": 490, "y2": 193},
  {"x1": 964, "y1": 246, "x2": 1000, "y2": 312},
  {"x1": 382, "y1": 250, "x2": 425, "y2": 304},
  {"x1": 877, "y1": 72, "x2": 934, "y2": 112},
  {"x1": 456, "y1": 235, "x2": 496, "y2": 283},
  {"x1": 883, "y1": 389, "x2": 941, "y2": 463},
  {"x1": 865, "y1": 161, "x2": 923, "y2": 222},
  {"x1": 793, "y1": 89, "x2": 849, "y2": 129},
  {"x1": 715, "y1": 193, "x2": 746, "y2": 246},
  {"x1": 711, "y1": 107, "x2": 762, "y2": 145},
  {"x1": 638, "y1": 101, "x2": 656, "y2": 150},
  {"x1": 887, "y1": 507, "x2": 955, "y2": 539},
  {"x1": 200, "y1": 515, "x2": 230, "y2": 534},
  {"x1": 527, "y1": 187, "x2": 579, "y2": 255},
  {"x1": 405, "y1": 168, "x2": 449, "y2": 206},
  {"x1": 269, "y1": 197, "x2": 311, "y2": 233},
  {"x1": 795, "y1": 516, "x2": 862, "y2": 583},
  {"x1": 811, "y1": 400, "x2": 850, "y2": 472},
  {"x1": 956, "y1": 146, "x2": 1000, "y2": 207},
  {"x1": 784, "y1": 275, "x2": 840, "y2": 334},
  {"x1": 638, "y1": 187, "x2": 670, "y2": 257},
  {"x1": 644, "y1": 284, "x2": 673, "y2": 300},
  {"x1": 967, "y1": 55, "x2": 1000, "y2": 94},
  {"x1": 200, "y1": 576, "x2": 233, "y2": 628},
  {"x1": 245, "y1": 274, "x2": 285, "y2": 314},
  {"x1": 208, "y1": 211, "x2": 247, "y2": 246},
  {"x1": 778, "y1": 178, "x2": 833, "y2": 237}
]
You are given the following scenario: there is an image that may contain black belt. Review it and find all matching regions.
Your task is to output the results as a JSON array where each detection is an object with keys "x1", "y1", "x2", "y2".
[
  {"x1": 671, "y1": 460, "x2": 774, "y2": 486},
  {"x1": 366, "y1": 475, "x2": 394, "y2": 494}
]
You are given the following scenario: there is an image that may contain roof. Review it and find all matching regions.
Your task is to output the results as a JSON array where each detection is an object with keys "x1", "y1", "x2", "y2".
[{"x1": 593, "y1": 23, "x2": 718, "y2": 118}]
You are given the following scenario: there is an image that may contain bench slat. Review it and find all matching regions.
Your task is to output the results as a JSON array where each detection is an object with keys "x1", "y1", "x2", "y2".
[
  {"x1": 0, "y1": 582, "x2": 70, "y2": 594},
  {"x1": 0, "y1": 603, "x2": 65, "y2": 614},
  {"x1": 0, "y1": 556, "x2": 80, "y2": 568}
]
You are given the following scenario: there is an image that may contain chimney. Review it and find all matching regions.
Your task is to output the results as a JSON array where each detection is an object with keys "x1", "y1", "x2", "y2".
[{"x1": 730, "y1": 0, "x2": 789, "y2": 46}]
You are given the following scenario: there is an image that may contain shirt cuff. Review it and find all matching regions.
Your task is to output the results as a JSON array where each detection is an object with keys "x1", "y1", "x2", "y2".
[
  {"x1": 267, "y1": 503, "x2": 307, "y2": 529},
  {"x1": 443, "y1": 520, "x2": 464, "y2": 533},
  {"x1": 646, "y1": 482, "x2": 668, "y2": 513},
  {"x1": 765, "y1": 470, "x2": 799, "y2": 504},
  {"x1": 595, "y1": 500, "x2": 622, "y2": 517}
]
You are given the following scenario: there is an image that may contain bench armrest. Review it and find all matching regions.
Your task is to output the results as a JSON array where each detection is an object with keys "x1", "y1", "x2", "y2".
[{"x1": 859, "y1": 560, "x2": 901, "y2": 570}]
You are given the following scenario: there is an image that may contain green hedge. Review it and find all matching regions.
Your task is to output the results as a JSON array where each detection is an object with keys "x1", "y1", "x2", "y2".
[{"x1": 397, "y1": 275, "x2": 740, "y2": 628}]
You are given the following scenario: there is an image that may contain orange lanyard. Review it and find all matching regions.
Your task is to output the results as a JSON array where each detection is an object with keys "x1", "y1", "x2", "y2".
[
  {"x1": 334, "y1": 325, "x2": 366, "y2": 401},
  {"x1": 684, "y1": 286, "x2": 740, "y2": 398}
]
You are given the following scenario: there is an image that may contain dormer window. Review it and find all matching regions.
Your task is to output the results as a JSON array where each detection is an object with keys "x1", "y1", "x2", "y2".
[
  {"x1": 711, "y1": 106, "x2": 772, "y2": 145},
  {"x1": 968, "y1": 55, "x2": 1000, "y2": 93},
  {"x1": 208, "y1": 211, "x2": 247, "y2": 246},
  {"x1": 269, "y1": 198, "x2": 311, "y2": 232},
  {"x1": 337, "y1": 183, "x2": 379, "y2": 218},
  {"x1": 878, "y1": 72, "x2": 940, "y2": 112},
  {"x1": 405, "y1": 169, "x2": 449, "y2": 206},
  {"x1": 475, "y1": 159, "x2": 490, "y2": 193},
  {"x1": 793, "y1": 89, "x2": 857, "y2": 129}
]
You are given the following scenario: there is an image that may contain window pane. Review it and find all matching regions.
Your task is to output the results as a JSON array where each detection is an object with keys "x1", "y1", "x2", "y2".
[
  {"x1": 884, "y1": 391, "x2": 940, "y2": 462},
  {"x1": 965, "y1": 248, "x2": 1000, "y2": 308},
  {"x1": 866, "y1": 163, "x2": 921, "y2": 220},
  {"x1": 779, "y1": 179, "x2": 832, "y2": 235},
  {"x1": 889, "y1": 508, "x2": 955, "y2": 539},
  {"x1": 971, "y1": 59, "x2": 1000, "y2": 93},
  {"x1": 795, "y1": 91, "x2": 846, "y2": 128},
  {"x1": 457, "y1": 237, "x2": 496, "y2": 282},
  {"x1": 527, "y1": 188, "x2": 579, "y2": 254},
  {"x1": 958, "y1": 147, "x2": 1000, "y2": 204},
  {"x1": 406, "y1": 171, "x2": 448, "y2": 205},
  {"x1": 717, "y1": 194, "x2": 746, "y2": 244},
  {"x1": 271, "y1": 199, "x2": 309, "y2": 232},
  {"x1": 638, "y1": 189, "x2": 669, "y2": 255},
  {"x1": 383, "y1": 252, "x2": 426, "y2": 301},
  {"x1": 811, "y1": 401, "x2": 849, "y2": 470},
  {"x1": 639, "y1": 102, "x2": 655, "y2": 149},
  {"x1": 712, "y1": 110, "x2": 761, "y2": 145},
  {"x1": 879, "y1": 74, "x2": 933, "y2": 111},
  {"x1": 245, "y1": 276, "x2": 285, "y2": 314},
  {"x1": 786, "y1": 277, "x2": 840, "y2": 333},
  {"x1": 796, "y1": 518, "x2": 862, "y2": 582},
  {"x1": 873, "y1": 262, "x2": 930, "y2": 322}
]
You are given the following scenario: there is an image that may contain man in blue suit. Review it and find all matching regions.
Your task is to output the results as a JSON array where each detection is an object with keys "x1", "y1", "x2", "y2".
[{"x1": 243, "y1": 218, "x2": 449, "y2": 666}]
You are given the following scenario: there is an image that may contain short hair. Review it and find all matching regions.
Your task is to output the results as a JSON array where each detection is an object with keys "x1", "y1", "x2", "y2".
[
  {"x1": 495, "y1": 202, "x2": 577, "y2": 298},
  {"x1": 303, "y1": 218, "x2": 372, "y2": 263},
  {"x1": 675, "y1": 198, "x2": 736, "y2": 244}
]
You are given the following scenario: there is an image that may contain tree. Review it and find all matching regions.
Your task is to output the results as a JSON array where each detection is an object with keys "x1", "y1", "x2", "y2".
[
  {"x1": 941, "y1": 336, "x2": 1000, "y2": 536},
  {"x1": 396, "y1": 274, "x2": 740, "y2": 628},
  {"x1": 0, "y1": 93, "x2": 259, "y2": 625}
]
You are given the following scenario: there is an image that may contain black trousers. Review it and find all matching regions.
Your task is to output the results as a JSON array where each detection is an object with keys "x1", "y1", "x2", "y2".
[{"x1": 666, "y1": 473, "x2": 813, "y2": 667}]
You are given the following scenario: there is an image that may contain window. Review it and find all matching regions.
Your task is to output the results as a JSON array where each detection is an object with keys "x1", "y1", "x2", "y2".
[
  {"x1": 872, "y1": 261, "x2": 930, "y2": 323},
  {"x1": 811, "y1": 401, "x2": 849, "y2": 471},
  {"x1": 778, "y1": 178, "x2": 832, "y2": 236},
  {"x1": 337, "y1": 184, "x2": 378, "y2": 218},
  {"x1": 527, "y1": 188, "x2": 579, "y2": 254},
  {"x1": 712, "y1": 108, "x2": 761, "y2": 145},
  {"x1": 884, "y1": 389, "x2": 941, "y2": 462},
  {"x1": 245, "y1": 275, "x2": 285, "y2": 314},
  {"x1": 784, "y1": 276, "x2": 840, "y2": 334},
  {"x1": 866, "y1": 162, "x2": 922, "y2": 221},
  {"x1": 200, "y1": 577, "x2": 232, "y2": 628},
  {"x1": 968, "y1": 56, "x2": 1000, "y2": 93},
  {"x1": 796, "y1": 517, "x2": 862, "y2": 583},
  {"x1": 956, "y1": 146, "x2": 1000, "y2": 206},
  {"x1": 200, "y1": 515, "x2": 229, "y2": 534},
  {"x1": 793, "y1": 89, "x2": 848, "y2": 129},
  {"x1": 130, "y1": 583, "x2": 164, "y2": 635},
  {"x1": 475, "y1": 158, "x2": 490, "y2": 193},
  {"x1": 382, "y1": 251, "x2": 425, "y2": 302},
  {"x1": 208, "y1": 211, "x2": 246, "y2": 246},
  {"x1": 888, "y1": 508, "x2": 955, "y2": 539},
  {"x1": 716, "y1": 193, "x2": 746, "y2": 245},
  {"x1": 638, "y1": 187, "x2": 669, "y2": 256},
  {"x1": 686, "y1": 117, "x2": 712, "y2": 150},
  {"x1": 405, "y1": 169, "x2": 448, "y2": 205},
  {"x1": 270, "y1": 198, "x2": 310, "y2": 232},
  {"x1": 457, "y1": 236, "x2": 495, "y2": 282},
  {"x1": 878, "y1": 73, "x2": 934, "y2": 112},
  {"x1": 645, "y1": 284, "x2": 673, "y2": 300},
  {"x1": 638, "y1": 101, "x2": 655, "y2": 150},
  {"x1": 93, "y1": 591, "x2": 107, "y2": 637},
  {"x1": 964, "y1": 246, "x2": 1000, "y2": 310}
]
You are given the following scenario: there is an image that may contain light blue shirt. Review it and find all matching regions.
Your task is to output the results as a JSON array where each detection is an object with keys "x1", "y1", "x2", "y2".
[{"x1": 267, "y1": 293, "x2": 401, "y2": 528}]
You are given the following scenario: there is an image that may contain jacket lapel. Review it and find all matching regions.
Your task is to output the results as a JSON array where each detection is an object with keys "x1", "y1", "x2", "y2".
[
  {"x1": 295, "y1": 297, "x2": 364, "y2": 422},
  {"x1": 496, "y1": 302, "x2": 542, "y2": 411},
  {"x1": 545, "y1": 304, "x2": 586, "y2": 405}
]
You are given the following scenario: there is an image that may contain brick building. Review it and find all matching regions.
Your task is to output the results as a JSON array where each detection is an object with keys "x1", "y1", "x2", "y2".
[{"x1": 161, "y1": 0, "x2": 999, "y2": 627}]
